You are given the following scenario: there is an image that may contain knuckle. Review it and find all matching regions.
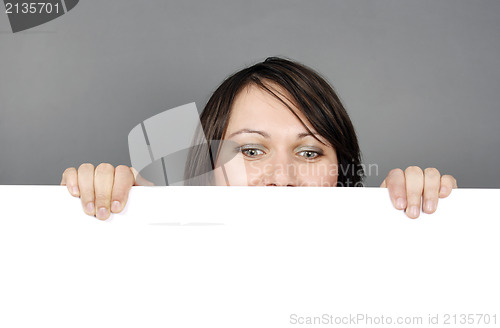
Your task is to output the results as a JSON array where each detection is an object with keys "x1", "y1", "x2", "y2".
[
  {"x1": 407, "y1": 185, "x2": 423, "y2": 197},
  {"x1": 79, "y1": 192, "x2": 94, "y2": 202},
  {"x1": 441, "y1": 174, "x2": 452, "y2": 183},
  {"x1": 406, "y1": 196, "x2": 421, "y2": 206},
  {"x1": 424, "y1": 167, "x2": 440, "y2": 177},
  {"x1": 405, "y1": 166, "x2": 423, "y2": 176},
  {"x1": 112, "y1": 190, "x2": 127, "y2": 201},
  {"x1": 423, "y1": 196, "x2": 436, "y2": 203},
  {"x1": 79, "y1": 163, "x2": 95, "y2": 171},
  {"x1": 95, "y1": 191, "x2": 111, "y2": 202},
  {"x1": 386, "y1": 183, "x2": 405, "y2": 196},
  {"x1": 443, "y1": 174, "x2": 458, "y2": 187},
  {"x1": 388, "y1": 168, "x2": 403, "y2": 177},
  {"x1": 63, "y1": 167, "x2": 76, "y2": 176},
  {"x1": 385, "y1": 169, "x2": 404, "y2": 189},
  {"x1": 96, "y1": 163, "x2": 114, "y2": 172},
  {"x1": 115, "y1": 165, "x2": 131, "y2": 175}
]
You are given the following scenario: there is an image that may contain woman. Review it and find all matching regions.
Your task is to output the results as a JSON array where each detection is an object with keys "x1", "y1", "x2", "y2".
[{"x1": 61, "y1": 57, "x2": 457, "y2": 220}]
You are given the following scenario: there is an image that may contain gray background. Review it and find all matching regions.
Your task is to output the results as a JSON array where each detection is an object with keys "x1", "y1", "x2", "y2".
[{"x1": 0, "y1": 0, "x2": 499, "y2": 187}]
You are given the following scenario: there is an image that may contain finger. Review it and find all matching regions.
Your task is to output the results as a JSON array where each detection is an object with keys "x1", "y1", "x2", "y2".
[
  {"x1": 422, "y1": 168, "x2": 440, "y2": 214},
  {"x1": 380, "y1": 179, "x2": 387, "y2": 188},
  {"x1": 405, "y1": 166, "x2": 424, "y2": 219},
  {"x1": 78, "y1": 163, "x2": 96, "y2": 216},
  {"x1": 61, "y1": 167, "x2": 80, "y2": 197},
  {"x1": 110, "y1": 165, "x2": 135, "y2": 213},
  {"x1": 383, "y1": 168, "x2": 407, "y2": 210},
  {"x1": 94, "y1": 163, "x2": 115, "y2": 220},
  {"x1": 439, "y1": 175, "x2": 458, "y2": 198}
]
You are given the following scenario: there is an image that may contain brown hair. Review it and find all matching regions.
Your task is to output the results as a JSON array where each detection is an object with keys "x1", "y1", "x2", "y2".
[{"x1": 184, "y1": 57, "x2": 364, "y2": 186}]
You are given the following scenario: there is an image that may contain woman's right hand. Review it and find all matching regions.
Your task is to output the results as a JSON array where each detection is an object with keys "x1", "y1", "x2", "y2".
[{"x1": 60, "y1": 164, "x2": 142, "y2": 220}]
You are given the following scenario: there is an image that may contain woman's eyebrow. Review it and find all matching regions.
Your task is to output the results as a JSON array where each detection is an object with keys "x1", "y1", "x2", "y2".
[
  {"x1": 227, "y1": 129, "x2": 270, "y2": 138},
  {"x1": 297, "y1": 132, "x2": 319, "y2": 139}
]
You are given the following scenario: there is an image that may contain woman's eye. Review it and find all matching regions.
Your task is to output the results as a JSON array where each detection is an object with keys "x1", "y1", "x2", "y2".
[
  {"x1": 298, "y1": 150, "x2": 320, "y2": 160},
  {"x1": 241, "y1": 148, "x2": 265, "y2": 158}
]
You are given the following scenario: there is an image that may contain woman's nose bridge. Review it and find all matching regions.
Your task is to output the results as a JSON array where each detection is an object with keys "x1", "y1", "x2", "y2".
[{"x1": 263, "y1": 151, "x2": 297, "y2": 185}]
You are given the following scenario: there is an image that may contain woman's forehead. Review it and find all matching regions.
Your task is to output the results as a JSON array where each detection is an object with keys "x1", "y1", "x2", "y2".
[{"x1": 227, "y1": 84, "x2": 314, "y2": 134}]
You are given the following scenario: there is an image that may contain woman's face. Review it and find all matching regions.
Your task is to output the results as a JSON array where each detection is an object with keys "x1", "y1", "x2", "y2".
[{"x1": 213, "y1": 84, "x2": 339, "y2": 186}]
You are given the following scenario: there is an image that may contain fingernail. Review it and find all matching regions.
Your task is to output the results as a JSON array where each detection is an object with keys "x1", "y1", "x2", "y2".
[
  {"x1": 408, "y1": 206, "x2": 419, "y2": 218},
  {"x1": 425, "y1": 200, "x2": 435, "y2": 213},
  {"x1": 111, "y1": 201, "x2": 121, "y2": 212},
  {"x1": 396, "y1": 197, "x2": 405, "y2": 210},
  {"x1": 85, "y1": 202, "x2": 95, "y2": 214},
  {"x1": 97, "y1": 207, "x2": 109, "y2": 220},
  {"x1": 72, "y1": 186, "x2": 79, "y2": 195}
]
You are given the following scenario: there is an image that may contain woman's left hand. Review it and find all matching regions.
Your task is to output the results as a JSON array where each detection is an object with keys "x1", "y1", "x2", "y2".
[{"x1": 380, "y1": 167, "x2": 458, "y2": 219}]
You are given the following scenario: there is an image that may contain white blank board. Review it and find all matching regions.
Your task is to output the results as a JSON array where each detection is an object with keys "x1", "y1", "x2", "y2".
[{"x1": 0, "y1": 186, "x2": 499, "y2": 328}]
